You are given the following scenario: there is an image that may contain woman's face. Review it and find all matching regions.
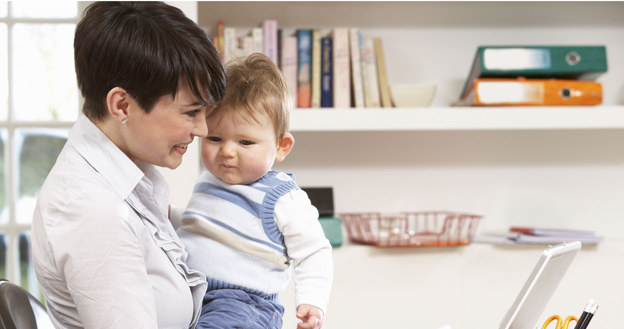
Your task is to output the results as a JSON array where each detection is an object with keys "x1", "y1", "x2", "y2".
[{"x1": 124, "y1": 85, "x2": 208, "y2": 169}]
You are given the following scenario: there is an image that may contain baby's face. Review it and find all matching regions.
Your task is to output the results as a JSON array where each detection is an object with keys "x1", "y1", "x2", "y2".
[{"x1": 201, "y1": 112, "x2": 279, "y2": 185}]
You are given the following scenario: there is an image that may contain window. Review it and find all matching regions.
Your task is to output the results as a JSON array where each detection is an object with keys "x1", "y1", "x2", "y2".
[{"x1": 0, "y1": 1, "x2": 80, "y2": 297}]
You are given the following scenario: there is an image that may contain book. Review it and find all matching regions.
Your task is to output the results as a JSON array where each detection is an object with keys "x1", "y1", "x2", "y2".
[
  {"x1": 460, "y1": 45, "x2": 608, "y2": 98},
  {"x1": 280, "y1": 35, "x2": 298, "y2": 107},
  {"x1": 241, "y1": 36, "x2": 254, "y2": 57},
  {"x1": 263, "y1": 19, "x2": 278, "y2": 65},
  {"x1": 349, "y1": 28, "x2": 365, "y2": 108},
  {"x1": 510, "y1": 226, "x2": 597, "y2": 238},
  {"x1": 296, "y1": 29, "x2": 313, "y2": 108},
  {"x1": 277, "y1": 29, "x2": 283, "y2": 68},
  {"x1": 311, "y1": 29, "x2": 322, "y2": 108},
  {"x1": 215, "y1": 19, "x2": 225, "y2": 60},
  {"x1": 332, "y1": 28, "x2": 351, "y2": 108},
  {"x1": 212, "y1": 35, "x2": 222, "y2": 59},
  {"x1": 362, "y1": 36, "x2": 380, "y2": 107},
  {"x1": 251, "y1": 27, "x2": 263, "y2": 54},
  {"x1": 455, "y1": 78, "x2": 602, "y2": 106},
  {"x1": 508, "y1": 233, "x2": 602, "y2": 245},
  {"x1": 223, "y1": 26, "x2": 238, "y2": 64},
  {"x1": 374, "y1": 37, "x2": 392, "y2": 108},
  {"x1": 320, "y1": 36, "x2": 333, "y2": 108},
  {"x1": 476, "y1": 229, "x2": 602, "y2": 245},
  {"x1": 358, "y1": 33, "x2": 368, "y2": 107}
]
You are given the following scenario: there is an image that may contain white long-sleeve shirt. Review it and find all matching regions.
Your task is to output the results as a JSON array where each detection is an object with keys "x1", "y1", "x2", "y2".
[
  {"x1": 172, "y1": 171, "x2": 333, "y2": 314},
  {"x1": 275, "y1": 188, "x2": 334, "y2": 313},
  {"x1": 31, "y1": 115, "x2": 207, "y2": 329}
]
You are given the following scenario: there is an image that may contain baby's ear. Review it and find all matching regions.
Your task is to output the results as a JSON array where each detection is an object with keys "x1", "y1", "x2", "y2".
[{"x1": 275, "y1": 132, "x2": 294, "y2": 162}]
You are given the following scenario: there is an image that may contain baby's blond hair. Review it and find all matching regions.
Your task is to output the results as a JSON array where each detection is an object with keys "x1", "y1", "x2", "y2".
[{"x1": 207, "y1": 53, "x2": 292, "y2": 141}]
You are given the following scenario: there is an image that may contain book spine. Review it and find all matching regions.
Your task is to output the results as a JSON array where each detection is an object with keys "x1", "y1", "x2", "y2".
[
  {"x1": 374, "y1": 37, "x2": 392, "y2": 108},
  {"x1": 332, "y1": 28, "x2": 351, "y2": 108},
  {"x1": 509, "y1": 227, "x2": 534, "y2": 235},
  {"x1": 320, "y1": 37, "x2": 333, "y2": 108},
  {"x1": 362, "y1": 36, "x2": 380, "y2": 107},
  {"x1": 263, "y1": 19, "x2": 278, "y2": 65},
  {"x1": 297, "y1": 29, "x2": 313, "y2": 108},
  {"x1": 223, "y1": 27, "x2": 237, "y2": 64},
  {"x1": 277, "y1": 29, "x2": 283, "y2": 68},
  {"x1": 252, "y1": 27, "x2": 263, "y2": 54},
  {"x1": 235, "y1": 36, "x2": 245, "y2": 59},
  {"x1": 281, "y1": 35, "x2": 298, "y2": 107},
  {"x1": 349, "y1": 28, "x2": 365, "y2": 108},
  {"x1": 459, "y1": 50, "x2": 482, "y2": 99},
  {"x1": 311, "y1": 29, "x2": 322, "y2": 108},
  {"x1": 215, "y1": 19, "x2": 225, "y2": 60},
  {"x1": 242, "y1": 36, "x2": 254, "y2": 57},
  {"x1": 359, "y1": 33, "x2": 369, "y2": 107}
]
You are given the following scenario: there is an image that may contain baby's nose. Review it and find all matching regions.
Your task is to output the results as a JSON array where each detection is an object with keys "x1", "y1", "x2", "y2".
[{"x1": 219, "y1": 142, "x2": 236, "y2": 157}]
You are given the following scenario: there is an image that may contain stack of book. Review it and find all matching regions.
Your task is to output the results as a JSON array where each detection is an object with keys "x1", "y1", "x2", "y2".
[
  {"x1": 455, "y1": 45, "x2": 608, "y2": 106},
  {"x1": 211, "y1": 20, "x2": 392, "y2": 109},
  {"x1": 476, "y1": 226, "x2": 603, "y2": 245},
  {"x1": 507, "y1": 226, "x2": 603, "y2": 245}
]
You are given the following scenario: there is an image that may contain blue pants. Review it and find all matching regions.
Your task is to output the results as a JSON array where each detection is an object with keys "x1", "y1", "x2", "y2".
[{"x1": 196, "y1": 289, "x2": 284, "y2": 329}]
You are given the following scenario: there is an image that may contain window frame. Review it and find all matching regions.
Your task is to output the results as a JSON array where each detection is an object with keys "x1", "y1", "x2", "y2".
[{"x1": 0, "y1": 1, "x2": 83, "y2": 292}]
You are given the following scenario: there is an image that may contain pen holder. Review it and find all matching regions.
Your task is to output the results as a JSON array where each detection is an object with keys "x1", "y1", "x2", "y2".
[{"x1": 340, "y1": 211, "x2": 482, "y2": 247}]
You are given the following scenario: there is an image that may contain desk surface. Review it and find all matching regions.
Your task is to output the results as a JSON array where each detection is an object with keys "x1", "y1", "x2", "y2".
[{"x1": 279, "y1": 239, "x2": 622, "y2": 329}]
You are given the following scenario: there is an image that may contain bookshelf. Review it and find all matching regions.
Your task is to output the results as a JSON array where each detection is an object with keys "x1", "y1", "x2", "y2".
[
  {"x1": 198, "y1": 1, "x2": 624, "y2": 117},
  {"x1": 291, "y1": 106, "x2": 624, "y2": 131},
  {"x1": 192, "y1": 2, "x2": 624, "y2": 329}
]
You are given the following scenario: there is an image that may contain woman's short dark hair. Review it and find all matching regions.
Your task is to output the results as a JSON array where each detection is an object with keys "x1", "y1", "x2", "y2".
[{"x1": 74, "y1": 1, "x2": 226, "y2": 121}]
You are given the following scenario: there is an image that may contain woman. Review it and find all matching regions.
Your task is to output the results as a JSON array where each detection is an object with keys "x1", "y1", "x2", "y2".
[{"x1": 31, "y1": 2, "x2": 226, "y2": 328}]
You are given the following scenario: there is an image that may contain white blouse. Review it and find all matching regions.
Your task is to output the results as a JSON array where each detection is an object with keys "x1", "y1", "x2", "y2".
[{"x1": 31, "y1": 115, "x2": 207, "y2": 329}]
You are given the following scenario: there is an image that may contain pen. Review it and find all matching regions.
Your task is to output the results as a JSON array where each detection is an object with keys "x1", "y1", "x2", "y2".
[{"x1": 573, "y1": 299, "x2": 598, "y2": 329}]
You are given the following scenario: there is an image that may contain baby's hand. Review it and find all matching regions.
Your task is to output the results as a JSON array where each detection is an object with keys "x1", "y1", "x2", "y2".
[{"x1": 296, "y1": 304, "x2": 324, "y2": 329}]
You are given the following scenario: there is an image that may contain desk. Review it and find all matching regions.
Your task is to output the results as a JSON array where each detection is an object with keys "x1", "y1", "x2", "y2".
[{"x1": 279, "y1": 239, "x2": 623, "y2": 329}]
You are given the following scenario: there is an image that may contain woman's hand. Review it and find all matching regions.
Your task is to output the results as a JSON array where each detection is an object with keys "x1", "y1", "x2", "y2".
[{"x1": 296, "y1": 304, "x2": 324, "y2": 329}]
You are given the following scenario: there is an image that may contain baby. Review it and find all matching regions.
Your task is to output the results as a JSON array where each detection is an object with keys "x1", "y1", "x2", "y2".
[{"x1": 177, "y1": 53, "x2": 333, "y2": 329}]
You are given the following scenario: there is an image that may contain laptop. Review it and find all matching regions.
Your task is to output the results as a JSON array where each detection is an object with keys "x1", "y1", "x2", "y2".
[{"x1": 498, "y1": 241, "x2": 582, "y2": 329}]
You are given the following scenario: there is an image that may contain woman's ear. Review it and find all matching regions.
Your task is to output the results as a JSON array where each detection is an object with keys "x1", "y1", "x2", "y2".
[
  {"x1": 106, "y1": 87, "x2": 129, "y2": 124},
  {"x1": 275, "y1": 132, "x2": 294, "y2": 162}
]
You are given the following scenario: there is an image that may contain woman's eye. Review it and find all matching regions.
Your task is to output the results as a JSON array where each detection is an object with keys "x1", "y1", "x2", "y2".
[
  {"x1": 240, "y1": 140, "x2": 254, "y2": 146},
  {"x1": 186, "y1": 109, "x2": 201, "y2": 117}
]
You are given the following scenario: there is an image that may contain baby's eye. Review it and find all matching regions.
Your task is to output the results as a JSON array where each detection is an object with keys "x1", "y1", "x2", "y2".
[
  {"x1": 207, "y1": 136, "x2": 221, "y2": 142},
  {"x1": 240, "y1": 140, "x2": 254, "y2": 146}
]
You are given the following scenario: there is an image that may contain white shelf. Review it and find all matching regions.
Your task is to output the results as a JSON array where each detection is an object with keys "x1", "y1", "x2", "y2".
[{"x1": 290, "y1": 106, "x2": 624, "y2": 132}]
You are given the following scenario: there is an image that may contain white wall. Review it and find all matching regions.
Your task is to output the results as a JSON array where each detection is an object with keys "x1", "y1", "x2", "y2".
[
  {"x1": 273, "y1": 130, "x2": 624, "y2": 329},
  {"x1": 157, "y1": 2, "x2": 624, "y2": 329}
]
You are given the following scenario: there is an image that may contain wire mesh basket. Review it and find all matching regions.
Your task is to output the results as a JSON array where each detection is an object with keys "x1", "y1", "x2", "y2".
[{"x1": 340, "y1": 211, "x2": 482, "y2": 247}]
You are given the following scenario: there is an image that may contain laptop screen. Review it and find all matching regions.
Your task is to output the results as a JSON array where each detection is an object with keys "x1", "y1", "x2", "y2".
[{"x1": 498, "y1": 241, "x2": 581, "y2": 329}]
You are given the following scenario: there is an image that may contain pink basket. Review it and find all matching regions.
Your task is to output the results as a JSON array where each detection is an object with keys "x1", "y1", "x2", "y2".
[{"x1": 340, "y1": 211, "x2": 482, "y2": 247}]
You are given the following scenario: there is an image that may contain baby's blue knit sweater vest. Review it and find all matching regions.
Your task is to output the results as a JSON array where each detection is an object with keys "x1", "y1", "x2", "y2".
[{"x1": 178, "y1": 170, "x2": 298, "y2": 298}]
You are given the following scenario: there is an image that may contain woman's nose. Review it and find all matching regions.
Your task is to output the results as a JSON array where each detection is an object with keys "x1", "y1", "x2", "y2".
[{"x1": 192, "y1": 115, "x2": 208, "y2": 138}]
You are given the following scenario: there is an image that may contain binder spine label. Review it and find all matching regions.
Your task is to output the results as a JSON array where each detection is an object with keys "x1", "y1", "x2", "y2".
[
  {"x1": 483, "y1": 48, "x2": 551, "y2": 70},
  {"x1": 478, "y1": 81, "x2": 543, "y2": 104}
]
